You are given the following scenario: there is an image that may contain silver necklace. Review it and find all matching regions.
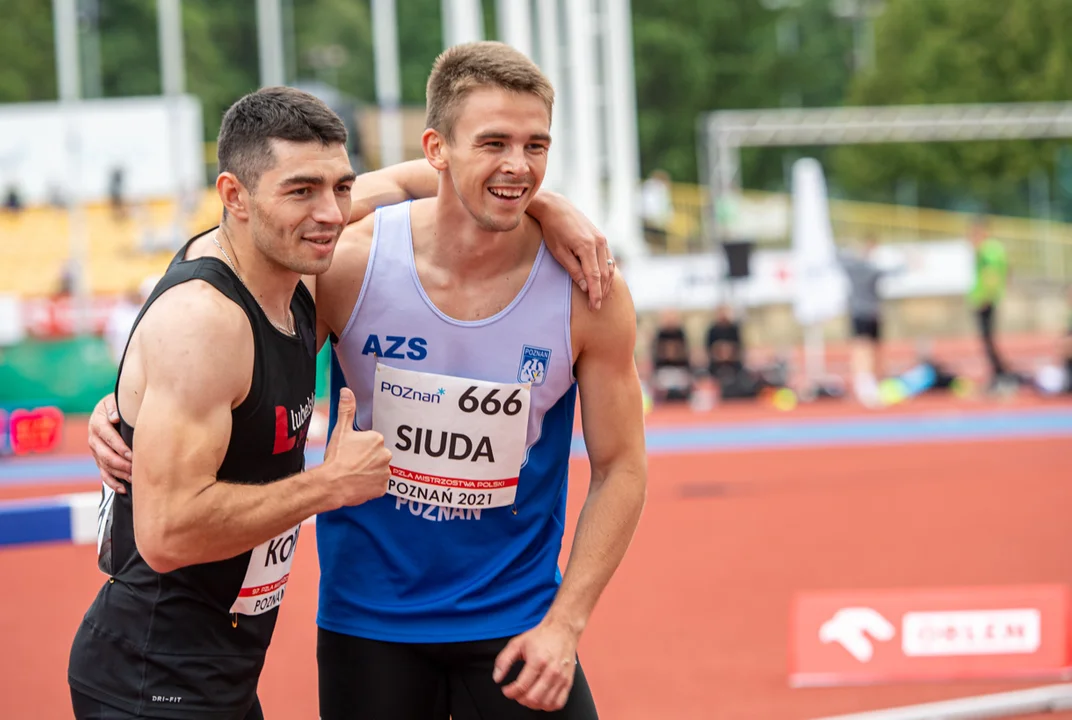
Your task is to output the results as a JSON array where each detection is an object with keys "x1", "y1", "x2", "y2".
[{"x1": 212, "y1": 234, "x2": 296, "y2": 336}]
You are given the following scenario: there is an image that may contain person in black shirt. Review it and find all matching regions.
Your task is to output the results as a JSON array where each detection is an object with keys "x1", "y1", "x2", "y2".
[
  {"x1": 650, "y1": 309, "x2": 694, "y2": 402},
  {"x1": 67, "y1": 87, "x2": 394, "y2": 720},
  {"x1": 705, "y1": 305, "x2": 743, "y2": 381},
  {"x1": 704, "y1": 305, "x2": 788, "y2": 400}
]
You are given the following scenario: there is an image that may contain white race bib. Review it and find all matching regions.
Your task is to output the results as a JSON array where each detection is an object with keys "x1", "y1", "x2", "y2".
[
  {"x1": 229, "y1": 524, "x2": 301, "y2": 616},
  {"x1": 97, "y1": 481, "x2": 116, "y2": 575},
  {"x1": 372, "y1": 363, "x2": 531, "y2": 510}
]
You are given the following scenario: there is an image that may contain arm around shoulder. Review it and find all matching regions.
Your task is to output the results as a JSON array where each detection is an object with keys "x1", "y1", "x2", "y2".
[{"x1": 349, "y1": 160, "x2": 438, "y2": 224}]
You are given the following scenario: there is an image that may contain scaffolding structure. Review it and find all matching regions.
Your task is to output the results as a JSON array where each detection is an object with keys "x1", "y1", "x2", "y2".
[{"x1": 701, "y1": 102, "x2": 1072, "y2": 242}]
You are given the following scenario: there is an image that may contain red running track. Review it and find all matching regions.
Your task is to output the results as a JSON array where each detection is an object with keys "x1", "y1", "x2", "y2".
[{"x1": 3, "y1": 399, "x2": 1072, "y2": 718}]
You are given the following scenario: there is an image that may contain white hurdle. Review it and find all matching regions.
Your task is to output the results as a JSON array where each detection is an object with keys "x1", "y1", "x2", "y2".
[{"x1": 813, "y1": 684, "x2": 1072, "y2": 720}]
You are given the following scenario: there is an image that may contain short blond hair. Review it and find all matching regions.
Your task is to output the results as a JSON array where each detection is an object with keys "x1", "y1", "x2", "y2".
[{"x1": 425, "y1": 41, "x2": 554, "y2": 140}]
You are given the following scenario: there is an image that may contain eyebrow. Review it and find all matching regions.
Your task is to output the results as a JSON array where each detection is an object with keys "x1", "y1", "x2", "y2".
[
  {"x1": 279, "y1": 172, "x2": 357, "y2": 187},
  {"x1": 475, "y1": 131, "x2": 552, "y2": 143}
]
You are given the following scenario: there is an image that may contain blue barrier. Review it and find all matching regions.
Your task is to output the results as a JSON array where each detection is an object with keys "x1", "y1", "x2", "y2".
[{"x1": 0, "y1": 492, "x2": 99, "y2": 547}]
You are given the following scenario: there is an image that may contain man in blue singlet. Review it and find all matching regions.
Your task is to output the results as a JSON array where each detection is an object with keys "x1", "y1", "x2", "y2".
[{"x1": 309, "y1": 41, "x2": 647, "y2": 719}]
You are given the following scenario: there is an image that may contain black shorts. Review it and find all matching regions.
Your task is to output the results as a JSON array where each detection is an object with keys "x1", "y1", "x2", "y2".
[
  {"x1": 317, "y1": 628, "x2": 600, "y2": 720},
  {"x1": 71, "y1": 688, "x2": 264, "y2": 720},
  {"x1": 851, "y1": 316, "x2": 881, "y2": 341}
]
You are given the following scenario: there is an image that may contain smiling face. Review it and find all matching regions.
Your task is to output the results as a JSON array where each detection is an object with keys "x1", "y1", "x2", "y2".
[
  {"x1": 238, "y1": 138, "x2": 355, "y2": 276},
  {"x1": 427, "y1": 86, "x2": 551, "y2": 233}
]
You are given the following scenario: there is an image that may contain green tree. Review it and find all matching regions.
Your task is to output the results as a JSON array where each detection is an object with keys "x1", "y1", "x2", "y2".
[
  {"x1": 0, "y1": 0, "x2": 57, "y2": 102},
  {"x1": 293, "y1": 0, "x2": 375, "y2": 102},
  {"x1": 632, "y1": 0, "x2": 855, "y2": 188},
  {"x1": 182, "y1": 0, "x2": 260, "y2": 141},
  {"x1": 831, "y1": 0, "x2": 1072, "y2": 215},
  {"x1": 96, "y1": 0, "x2": 161, "y2": 98}
]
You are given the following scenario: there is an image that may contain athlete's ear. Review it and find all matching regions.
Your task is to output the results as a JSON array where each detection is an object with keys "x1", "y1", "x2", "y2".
[
  {"x1": 422, "y1": 128, "x2": 448, "y2": 172},
  {"x1": 217, "y1": 172, "x2": 251, "y2": 221}
]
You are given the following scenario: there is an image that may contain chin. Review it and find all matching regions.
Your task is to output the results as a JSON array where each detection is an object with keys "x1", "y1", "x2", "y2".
[
  {"x1": 479, "y1": 213, "x2": 524, "y2": 233},
  {"x1": 286, "y1": 252, "x2": 334, "y2": 276}
]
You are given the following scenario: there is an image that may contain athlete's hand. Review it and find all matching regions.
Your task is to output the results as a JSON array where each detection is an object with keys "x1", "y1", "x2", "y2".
[
  {"x1": 533, "y1": 191, "x2": 616, "y2": 312},
  {"x1": 322, "y1": 387, "x2": 392, "y2": 507},
  {"x1": 493, "y1": 618, "x2": 580, "y2": 711},
  {"x1": 88, "y1": 394, "x2": 132, "y2": 493}
]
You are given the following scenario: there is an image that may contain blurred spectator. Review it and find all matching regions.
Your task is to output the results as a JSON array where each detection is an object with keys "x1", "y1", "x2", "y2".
[
  {"x1": 3, "y1": 185, "x2": 23, "y2": 214},
  {"x1": 706, "y1": 304, "x2": 743, "y2": 382},
  {"x1": 105, "y1": 276, "x2": 158, "y2": 366},
  {"x1": 56, "y1": 260, "x2": 78, "y2": 297},
  {"x1": 46, "y1": 182, "x2": 67, "y2": 209},
  {"x1": 836, "y1": 234, "x2": 901, "y2": 407},
  {"x1": 967, "y1": 217, "x2": 1012, "y2": 390},
  {"x1": 1063, "y1": 285, "x2": 1072, "y2": 394},
  {"x1": 640, "y1": 169, "x2": 672, "y2": 249},
  {"x1": 704, "y1": 305, "x2": 787, "y2": 400},
  {"x1": 1026, "y1": 286, "x2": 1072, "y2": 397},
  {"x1": 109, "y1": 167, "x2": 128, "y2": 222},
  {"x1": 650, "y1": 309, "x2": 694, "y2": 403}
]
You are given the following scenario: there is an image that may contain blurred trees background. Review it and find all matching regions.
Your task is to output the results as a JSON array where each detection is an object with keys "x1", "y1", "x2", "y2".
[{"x1": 1, "y1": 0, "x2": 1070, "y2": 216}]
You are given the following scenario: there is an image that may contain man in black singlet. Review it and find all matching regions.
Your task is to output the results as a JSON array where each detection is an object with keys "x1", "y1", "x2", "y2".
[{"x1": 67, "y1": 87, "x2": 395, "y2": 720}]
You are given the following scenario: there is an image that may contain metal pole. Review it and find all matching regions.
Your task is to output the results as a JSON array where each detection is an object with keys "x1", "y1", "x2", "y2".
[
  {"x1": 497, "y1": 0, "x2": 533, "y2": 57},
  {"x1": 54, "y1": 0, "x2": 80, "y2": 103},
  {"x1": 535, "y1": 0, "x2": 563, "y2": 193},
  {"x1": 256, "y1": 0, "x2": 286, "y2": 87},
  {"x1": 283, "y1": 0, "x2": 297, "y2": 84},
  {"x1": 158, "y1": 0, "x2": 185, "y2": 96},
  {"x1": 443, "y1": 0, "x2": 484, "y2": 48},
  {"x1": 813, "y1": 682, "x2": 1072, "y2": 720},
  {"x1": 564, "y1": 0, "x2": 602, "y2": 228},
  {"x1": 53, "y1": 0, "x2": 91, "y2": 334},
  {"x1": 371, "y1": 0, "x2": 404, "y2": 168},
  {"x1": 601, "y1": 0, "x2": 644, "y2": 261},
  {"x1": 158, "y1": 0, "x2": 187, "y2": 251},
  {"x1": 79, "y1": 0, "x2": 102, "y2": 99}
]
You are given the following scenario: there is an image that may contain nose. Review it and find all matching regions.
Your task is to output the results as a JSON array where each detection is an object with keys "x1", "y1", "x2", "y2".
[
  {"x1": 500, "y1": 144, "x2": 529, "y2": 176},
  {"x1": 311, "y1": 189, "x2": 345, "y2": 226}
]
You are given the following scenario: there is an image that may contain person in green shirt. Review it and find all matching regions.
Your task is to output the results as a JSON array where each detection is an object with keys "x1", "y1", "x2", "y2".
[{"x1": 967, "y1": 217, "x2": 1011, "y2": 388}]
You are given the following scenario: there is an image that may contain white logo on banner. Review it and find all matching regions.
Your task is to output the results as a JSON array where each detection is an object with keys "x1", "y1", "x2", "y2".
[{"x1": 819, "y1": 607, "x2": 896, "y2": 662}]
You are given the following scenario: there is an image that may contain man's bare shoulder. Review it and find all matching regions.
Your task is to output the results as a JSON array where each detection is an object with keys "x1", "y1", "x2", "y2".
[
  {"x1": 133, "y1": 280, "x2": 254, "y2": 403},
  {"x1": 324, "y1": 216, "x2": 376, "y2": 287},
  {"x1": 571, "y1": 272, "x2": 636, "y2": 358}
]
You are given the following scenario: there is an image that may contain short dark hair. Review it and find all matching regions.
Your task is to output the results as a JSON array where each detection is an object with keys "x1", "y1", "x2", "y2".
[
  {"x1": 217, "y1": 86, "x2": 348, "y2": 191},
  {"x1": 426, "y1": 41, "x2": 554, "y2": 141}
]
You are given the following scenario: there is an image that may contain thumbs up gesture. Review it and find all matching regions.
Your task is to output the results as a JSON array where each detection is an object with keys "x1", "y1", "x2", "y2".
[{"x1": 322, "y1": 387, "x2": 392, "y2": 507}]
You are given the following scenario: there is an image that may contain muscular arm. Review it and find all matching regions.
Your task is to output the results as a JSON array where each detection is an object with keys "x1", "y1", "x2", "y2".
[
  {"x1": 492, "y1": 274, "x2": 647, "y2": 711},
  {"x1": 128, "y1": 283, "x2": 340, "y2": 573},
  {"x1": 349, "y1": 160, "x2": 438, "y2": 223},
  {"x1": 547, "y1": 275, "x2": 648, "y2": 634}
]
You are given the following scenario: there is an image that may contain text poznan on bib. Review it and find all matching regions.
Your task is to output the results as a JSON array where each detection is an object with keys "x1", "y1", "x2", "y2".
[{"x1": 372, "y1": 363, "x2": 531, "y2": 510}]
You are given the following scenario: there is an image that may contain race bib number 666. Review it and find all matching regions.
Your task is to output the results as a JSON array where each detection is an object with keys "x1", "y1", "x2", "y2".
[{"x1": 372, "y1": 363, "x2": 531, "y2": 510}]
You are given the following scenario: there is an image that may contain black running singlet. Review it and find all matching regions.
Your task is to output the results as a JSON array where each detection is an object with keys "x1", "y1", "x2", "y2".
[{"x1": 68, "y1": 231, "x2": 318, "y2": 718}]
